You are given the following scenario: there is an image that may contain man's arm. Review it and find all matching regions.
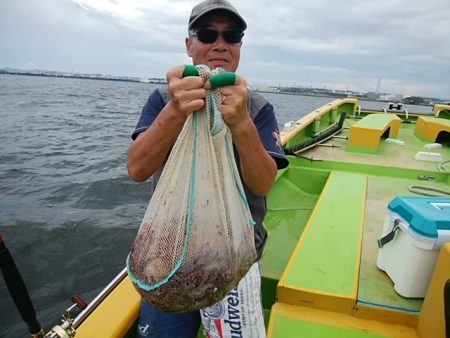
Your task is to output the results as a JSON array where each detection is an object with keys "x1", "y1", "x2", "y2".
[
  {"x1": 231, "y1": 117, "x2": 277, "y2": 196},
  {"x1": 127, "y1": 104, "x2": 187, "y2": 182}
]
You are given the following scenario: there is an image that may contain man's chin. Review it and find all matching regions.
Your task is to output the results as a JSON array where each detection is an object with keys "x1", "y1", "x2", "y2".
[{"x1": 208, "y1": 61, "x2": 230, "y2": 71}]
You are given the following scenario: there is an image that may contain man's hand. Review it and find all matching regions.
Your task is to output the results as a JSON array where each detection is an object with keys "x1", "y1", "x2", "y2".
[
  {"x1": 207, "y1": 74, "x2": 277, "y2": 196},
  {"x1": 128, "y1": 65, "x2": 207, "y2": 182},
  {"x1": 215, "y1": 75, "x2": 250, "y2": 131},
  {"x1": 166, "y1": 66, "x2": 207, "y2": 118}
]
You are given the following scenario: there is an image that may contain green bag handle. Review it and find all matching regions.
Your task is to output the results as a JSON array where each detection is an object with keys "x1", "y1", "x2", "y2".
[{"x1": 182, "y1": 65, "x2": 236, "y2": 89}]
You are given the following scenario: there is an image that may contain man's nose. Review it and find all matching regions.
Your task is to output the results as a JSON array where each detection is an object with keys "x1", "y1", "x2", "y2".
[{"x1": 213, "y1": 33, "x2": 228, "y2": 50}]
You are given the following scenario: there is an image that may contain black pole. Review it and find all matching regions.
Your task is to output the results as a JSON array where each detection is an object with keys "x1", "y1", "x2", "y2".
[{"x1": 0, "y1": 233, "x2": 44, "y2": 336}]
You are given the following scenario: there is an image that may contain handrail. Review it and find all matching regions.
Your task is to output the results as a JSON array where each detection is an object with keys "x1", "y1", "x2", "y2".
[
  {"x1": 281, "y1": 98, "x2": 357, "y2": 145},
  {"x1": 73, "y1": 268, "x2": 128, "y2": 328}
]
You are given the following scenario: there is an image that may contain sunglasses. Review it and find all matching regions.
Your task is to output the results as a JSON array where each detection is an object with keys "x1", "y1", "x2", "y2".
[{"x1": 191, "y1": 29, "x2": 244, "y2": 44}]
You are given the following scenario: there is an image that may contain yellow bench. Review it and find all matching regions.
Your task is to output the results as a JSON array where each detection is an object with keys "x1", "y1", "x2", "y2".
[
  {"x1": 414, "y1": 116, "x2": 450, "y2": 143},
  {"x1": 276, "y1": 171, "x2": 367, "y2": 314},
  {"x1": 348, "y1": 114, "x2": 401, "y2": 152},
  {"x1": 431, "y1": 104, "x2": 450, "y2": 117}
]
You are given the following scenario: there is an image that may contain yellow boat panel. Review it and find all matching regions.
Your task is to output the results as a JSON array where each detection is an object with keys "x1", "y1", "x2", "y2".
[
  {"x1": 267, "y1": 302, "x2": 418, "y2": 338},
  {"x1": 75, "y1": 276, "x2": 140, "y2": 338},
  {"x1": 432, "y1": 104, "x2": 450, "y2": 117},
  {"x1": 417, "y1": 243, "x2": 450, "y2": 338},
  {"x1": 280, "y1": 98, "x2": 357, "y2": 145},
  {"x1": 352, "y1": 302, "x2": 418, "y2": 328},
  {"x1": 348, "y1": 114, "x2": 401, "y2": 150},
  {"x1": 414, "y1": 115, "x2": 450, "y2": 142}
]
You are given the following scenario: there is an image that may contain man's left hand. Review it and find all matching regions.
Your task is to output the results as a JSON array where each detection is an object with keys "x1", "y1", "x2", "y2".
[{"x1": 209, "y1": 75, "x2": 249, "y2": 131}]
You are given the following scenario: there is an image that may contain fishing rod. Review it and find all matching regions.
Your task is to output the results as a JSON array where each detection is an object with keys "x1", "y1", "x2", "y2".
[
  {"x1": 0, "y1": 232, "x2": 77, "y2": 338},
  {"x1": 0, "y1": 232, "x2": 45, "y2": 337}
]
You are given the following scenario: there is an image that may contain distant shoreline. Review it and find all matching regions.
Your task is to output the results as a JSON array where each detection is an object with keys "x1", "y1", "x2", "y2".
[
  {"x1": 0, "y1": 71, "x2": 167, "y2": 85},
  {"x1": 255, "y1": 89, "x2": 365, "y2": 101}
]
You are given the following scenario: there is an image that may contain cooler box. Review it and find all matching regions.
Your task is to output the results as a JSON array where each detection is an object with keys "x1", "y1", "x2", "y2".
[{"x1": 377, "y1": 196, "x2": 450, "y2": 298}]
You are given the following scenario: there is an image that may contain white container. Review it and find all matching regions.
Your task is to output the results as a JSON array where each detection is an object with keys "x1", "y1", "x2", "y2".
[{"x1": 377, "y1": 196, "x2": 450, "y2": 298}]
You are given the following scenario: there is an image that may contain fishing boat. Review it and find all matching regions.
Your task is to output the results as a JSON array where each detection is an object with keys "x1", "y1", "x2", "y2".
[{"x1": 3, "y1": 98, "x2": 450, "y2": 337}]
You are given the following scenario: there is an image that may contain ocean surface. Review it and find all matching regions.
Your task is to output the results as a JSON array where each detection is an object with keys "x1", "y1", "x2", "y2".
[{"x1": 0, "y1": 75, "x2": 431, "y2": 337}]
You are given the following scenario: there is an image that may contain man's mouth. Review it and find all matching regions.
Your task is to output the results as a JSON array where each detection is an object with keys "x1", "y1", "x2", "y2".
[{"x1": 209, "y1": 58, "x2": 229, "y2": 65}]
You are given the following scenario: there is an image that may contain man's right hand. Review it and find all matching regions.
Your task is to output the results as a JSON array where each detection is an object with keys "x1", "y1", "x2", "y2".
[
  {"x1": 128, "y1": 65, "x2": 207, "y2": 182},
  {"x1": 166, "y1": 66, "x2": 207, "y2": 118}
]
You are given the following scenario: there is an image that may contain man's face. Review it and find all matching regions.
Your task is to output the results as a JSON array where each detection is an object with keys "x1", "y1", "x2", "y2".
[{"x1": 186, "y1": 14, "x2": 243, "y2": 72}]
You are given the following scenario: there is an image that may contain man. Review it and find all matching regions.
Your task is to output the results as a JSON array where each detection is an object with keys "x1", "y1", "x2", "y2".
[{"x1": 128, "y1": 0, "x2": 288, "y2": 336}]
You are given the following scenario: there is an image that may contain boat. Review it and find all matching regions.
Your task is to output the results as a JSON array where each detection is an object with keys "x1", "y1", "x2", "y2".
[{"x1": 5, "y1": 98, "x2": 450, "y2": 337}]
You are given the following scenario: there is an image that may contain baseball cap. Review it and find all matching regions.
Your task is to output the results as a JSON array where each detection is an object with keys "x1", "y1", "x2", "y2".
[{"x1": 188, "y1": 0, "x2": 247, "y2": 31}]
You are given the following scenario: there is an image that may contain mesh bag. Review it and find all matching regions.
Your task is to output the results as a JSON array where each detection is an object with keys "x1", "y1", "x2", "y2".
[{"x1": 127, "y1": 65, "x2": 257, "y2": 312}]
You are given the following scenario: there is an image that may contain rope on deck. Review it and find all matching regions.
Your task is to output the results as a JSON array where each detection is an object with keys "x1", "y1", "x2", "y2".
[{"x1": 408, "y1": 185, "x2": 450, "y2": 197}]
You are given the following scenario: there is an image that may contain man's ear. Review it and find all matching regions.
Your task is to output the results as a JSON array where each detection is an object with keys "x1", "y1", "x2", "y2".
[{"x1": 185, "y1": 37, "x2": 193, "y2": 57}]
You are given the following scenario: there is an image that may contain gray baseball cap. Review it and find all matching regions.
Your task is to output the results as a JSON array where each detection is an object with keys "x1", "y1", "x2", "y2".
[{"x1": 188, "y1": 0, "x2": 247, "y2": 31}]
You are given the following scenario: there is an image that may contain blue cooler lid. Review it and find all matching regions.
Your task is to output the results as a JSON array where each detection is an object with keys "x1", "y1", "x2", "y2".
[{"x1": 387, "y1": 196, "x2": 450, "y2": 238}]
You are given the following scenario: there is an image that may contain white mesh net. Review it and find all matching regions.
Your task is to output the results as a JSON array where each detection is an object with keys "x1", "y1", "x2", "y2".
[{"x1": 127, "y1": 66, "x2": 257, "y2": 312}]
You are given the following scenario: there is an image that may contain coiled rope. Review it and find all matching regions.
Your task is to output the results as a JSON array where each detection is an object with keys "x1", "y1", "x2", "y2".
[
  {"x1": 408, "y1": 159, "x2": 450, "y2": 196},
  {"x1": 408, "y1": 185, "x2": 450, "y2": 197},
  {"x1": 438, "y1": 160, "x2": 450, "y2": 173}
]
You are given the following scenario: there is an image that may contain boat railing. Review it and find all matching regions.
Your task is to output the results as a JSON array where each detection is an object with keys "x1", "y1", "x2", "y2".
[
  {"x1": 73, "y1": 267, "x2": 128, "y2": 328},
  {"x1": 281, "y1": 98, "x2": 357, "y2": 145}
]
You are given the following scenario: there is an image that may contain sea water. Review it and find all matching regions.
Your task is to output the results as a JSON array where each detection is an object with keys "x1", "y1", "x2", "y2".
[{"x1": 0, "y1": 74, "x2": 430, "y2": 337}]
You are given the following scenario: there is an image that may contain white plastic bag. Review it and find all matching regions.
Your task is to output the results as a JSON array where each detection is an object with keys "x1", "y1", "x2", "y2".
[{"x1": 201, "y1": 263, "x2": 266, "y2": 338}]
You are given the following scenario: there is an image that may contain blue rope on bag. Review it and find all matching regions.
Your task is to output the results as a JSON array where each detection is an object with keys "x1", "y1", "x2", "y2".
[{"x1": 127, "y1": 65, "x2": 254, "y2": 292}]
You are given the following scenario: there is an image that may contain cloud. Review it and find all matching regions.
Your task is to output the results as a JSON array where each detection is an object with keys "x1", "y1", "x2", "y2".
[
  {"x1": 1, "y1": 0, "x2": 449, "y2": 98},
  {"x1": 241, "y1": 0, "x2": 450, "y2": 97}
]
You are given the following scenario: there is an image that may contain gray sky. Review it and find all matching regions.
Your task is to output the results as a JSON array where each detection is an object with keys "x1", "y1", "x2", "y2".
[{"x1": 1, "y1": 0, "x2": 449, "y2": 99}]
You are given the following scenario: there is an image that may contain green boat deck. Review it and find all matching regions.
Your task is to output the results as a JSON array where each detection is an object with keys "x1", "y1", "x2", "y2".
[
  {"x1": 260, "y1": 165, "x2": 324, "y2": 312},
  {"x1": 359, "y1": 175, "x2": 424, "y2": 314},
  {"x1": 264, "y1": 108, "x2": 449, "y2": 337},
  {"x1": 73, "y1": 101, "x2": 450, "y2": 338}
]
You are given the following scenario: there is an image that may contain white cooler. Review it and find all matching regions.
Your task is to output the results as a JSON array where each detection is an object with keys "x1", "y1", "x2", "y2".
[{"x1": 376, "y1": 196, "x2": 450, "y2": 298}]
